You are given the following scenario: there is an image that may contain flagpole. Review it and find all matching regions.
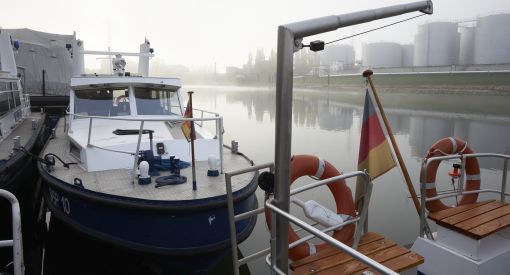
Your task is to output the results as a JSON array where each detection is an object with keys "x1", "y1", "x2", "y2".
[
  {"x1": 188, "y1": 91, "x2": 198, "y2": 191},
  {"x1": 362, "y1": 70, "x2": 422, "y2": 216}
]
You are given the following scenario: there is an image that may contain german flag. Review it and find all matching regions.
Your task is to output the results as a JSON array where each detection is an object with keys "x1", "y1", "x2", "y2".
[
  {"x1": 181, "y1": 99, "x2": 196, "y2": 142},
  {"x1": 355, "y1": 88, "x2": 396, "y2": 208}
]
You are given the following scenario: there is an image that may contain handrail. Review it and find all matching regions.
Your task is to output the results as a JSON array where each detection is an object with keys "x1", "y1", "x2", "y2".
[
  {"x1": 225, "y1": 166, "x2": 378, "y2": 275},
  {"x1": 419, "y1": 153, "x2": 510, "y2": 237},
  {"x1": 266, "y1": 200, "x2": 397, "y2": 275},
  {"x1": 0, "y1": 189, "x2": 25, "y2": 275},
  {"x1": 67, "y1": 111, "x2": 224, "y2": 182},
  {"x1": 225, "y1": 162, "x2": 275, "y2": 275},
  {"x1": 70, "y1": 112, "x2": 220, "y2": 122}
]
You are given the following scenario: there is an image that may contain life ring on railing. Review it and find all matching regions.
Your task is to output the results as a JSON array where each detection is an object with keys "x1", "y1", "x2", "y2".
[
  {"x1": 421, "y1": 137, "x2": 480, "y2": 213},
  {"x1": 264, "y1": 154, "x2": 356, "y2": 261}
]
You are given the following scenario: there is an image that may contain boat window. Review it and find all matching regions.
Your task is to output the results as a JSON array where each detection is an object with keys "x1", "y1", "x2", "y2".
[
  {"x1": 134, "y1": 88, "x2": 179, "y2": 115},
  {"x1": 0, "y1": 92, "x2": 11, "y2": 116},
  {"x1": 74, "y1": 89, "x2": 130, "y2": 118},
  {"x1": 13, "y1": 91, "x2": 20, "y2": 106},
  {"x1": 10, "y1": 82, "x2": 17, "y2": 91},
  {"x1": 0, "y1": 82, "x2": 6, "y2": 91}
]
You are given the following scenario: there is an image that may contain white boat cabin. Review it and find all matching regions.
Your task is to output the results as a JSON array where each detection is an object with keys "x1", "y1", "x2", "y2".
[{"x1": 67, "y1": 76, "x2": 219, "y2": 172}]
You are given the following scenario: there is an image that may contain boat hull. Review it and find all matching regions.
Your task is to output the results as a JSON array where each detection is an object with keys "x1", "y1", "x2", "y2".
[
  {"x1": 0, "y1": 114, "x2": 51, "y2": 275},
  {"x1": 39, "y1": 161, "x2": 258, "y2": 270}
]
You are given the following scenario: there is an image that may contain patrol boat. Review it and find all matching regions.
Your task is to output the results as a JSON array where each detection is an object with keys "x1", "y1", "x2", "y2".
[{"x1": 38, "y1": 40, "x2": 258, "y2": 272}]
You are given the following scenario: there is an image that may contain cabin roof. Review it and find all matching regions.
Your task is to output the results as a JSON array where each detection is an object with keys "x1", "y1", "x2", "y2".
[{"x1": 71, "y1": 76, "x2": 181, "y2": 90}]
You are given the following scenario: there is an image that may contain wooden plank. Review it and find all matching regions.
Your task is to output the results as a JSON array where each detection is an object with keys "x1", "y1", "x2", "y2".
[
  {"x1": 428, "y1": 200, "x2": 494, "y2": 222},
  {"x1": 291, "y1": 232, "x2": 384, "y2": 270},
  {"x1": 292, "y1": 238, "x2": 396, "y2": 274},
  {"x1": 469, "y1": 213, "x2": 510, "y2": 239},
  {"x1": 355, "y1": 252, "x2": 424, "y2": 275},
  {"x1": 456, "y1": 204, "x2": 510, "y2": 231},
  {"x1": 315, "y1": 245, "x2": 409, "y2": 275},
  {"x1": 439, "y1": 201, "x2": 505, "y2": 225}
]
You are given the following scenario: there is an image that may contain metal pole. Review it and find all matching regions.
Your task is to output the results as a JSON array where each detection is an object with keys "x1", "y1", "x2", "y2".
[
  {"x1": 273, "y1": 25, "x2": 295, "y2": 273},
  {"x1": 502, "y1": 158, "x2": 508, "y2": 202},
  {"x1": 273, "y1": 1, "x2": 433, "y2": 272},
  {"x1": 188, "y1": 91, "x2": 198, "y2": 191},
  {"x1": 0, "y1": 189, "x2": 24, "y2": 275},
  {"x1": 87, "y1": 117, "x2": 93, "y2": 146},
  {"x1": 132, "y1": 120, "x2": 144, "y2": 183},
  {"x1": 218, "y1": 116, "x2": 224, "y2": 174},
  {"x1": 225, "y1": 174, "x2": 240, "y2": 275}
]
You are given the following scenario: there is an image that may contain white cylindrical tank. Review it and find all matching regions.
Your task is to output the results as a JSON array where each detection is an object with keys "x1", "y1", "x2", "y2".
[
  {"x1": 413, "y1": 22, "x2": 460, "y2": 66},
  {"x1": 402, "y1": 44, "x2": 414, "y2": 67},
  {"x1": 362, "y1": 42, "x2": 402, "y2": 68},
  {"x1": 321, "y1": 44, "x2": 355, "y2": 66},
  {"x1": 459, "y1": 26, "x2": 475, "y2": 65},
  {"x1": 474, "y1": 13, "x2": 510, "y2": 64}
]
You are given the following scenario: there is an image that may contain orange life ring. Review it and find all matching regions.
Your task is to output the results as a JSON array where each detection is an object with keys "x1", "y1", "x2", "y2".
[
  {"x1": 421, "y1": 137, "x2": 480, "y2": 213},
  {"x1": 264, "y1": 155, "x2": 356, "y2": 261}
]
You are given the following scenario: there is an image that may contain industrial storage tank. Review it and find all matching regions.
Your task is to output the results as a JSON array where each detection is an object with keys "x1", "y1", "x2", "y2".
[
  {"x1": 413, "y1": 22, "x2": 460, "y2": 66},
  {"x1": 474, "y1": 13, "x2": 510, "y2": 64},
  {"x1": 321, "y1": 44, "x2": 355, "y2": 71},
  {"x1": 459, "y1": 26, "x2": 475, "y2": 65},
  {"x1": 362, "y1": 42, "x2": 402, "y2": 68},
  {"x1": 402, "y1": 44, "x2": 414, "y2": 67}
]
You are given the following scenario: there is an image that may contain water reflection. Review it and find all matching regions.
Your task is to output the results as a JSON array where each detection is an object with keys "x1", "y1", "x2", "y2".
[
  {"x1": 187, "y1": 85, "x2": 510, "y2": 274},
  {"x1": 220, "y1": 87, "x2": 510, "y2": 170}
]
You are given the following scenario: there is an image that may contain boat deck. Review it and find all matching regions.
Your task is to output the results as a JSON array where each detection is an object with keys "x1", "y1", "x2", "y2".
[
  {"x1": 42, "y1": 118, "x2": 256, "y2": 201},
  {"x1": 0, "y1": 112, "x2": 43, "y2": 159},
  {"x1": 290, "y1": 232, "x2": 424, "y2": 274},
  {"x1": 428, "y1": 200, "x2": 510, "y2": 240}
]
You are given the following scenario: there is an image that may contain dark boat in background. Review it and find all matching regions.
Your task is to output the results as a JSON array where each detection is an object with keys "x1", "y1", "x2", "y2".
[{"x1": 0, "y1": 29, "x2": 51, "y2": 275}]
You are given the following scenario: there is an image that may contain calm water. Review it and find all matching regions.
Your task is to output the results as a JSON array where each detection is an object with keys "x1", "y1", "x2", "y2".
[
  {"x1": 44, "y1": 84, "x2": 510, "y2": 274},
  {"x1": 186, "y1": 84, "x2": 510, "y2": 274}
]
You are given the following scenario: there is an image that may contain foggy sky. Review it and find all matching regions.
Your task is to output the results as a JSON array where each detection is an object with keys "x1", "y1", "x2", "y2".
[{"x1": 3, "y1": 0, "x2": 510, "y2": 71}]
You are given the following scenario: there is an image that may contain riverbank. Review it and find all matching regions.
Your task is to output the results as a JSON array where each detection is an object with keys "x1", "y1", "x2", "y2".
[{"x1": 293, "y1": 71, "x2": 510, "y2": 95}]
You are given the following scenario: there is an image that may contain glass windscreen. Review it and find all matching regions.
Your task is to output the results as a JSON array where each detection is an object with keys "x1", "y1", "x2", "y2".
[
  {"x1": 0, "y1": 92, "x2": 10, "y2": 116},
  {"x1": 134, "y1": 88, "x2": 180, "y2": 115},
  {"x1": 13, "y1": 91, "x2": 21, "y2": 106},
  {"x1": 74, "y1": 88, "x2": 130, "y2": 118}
]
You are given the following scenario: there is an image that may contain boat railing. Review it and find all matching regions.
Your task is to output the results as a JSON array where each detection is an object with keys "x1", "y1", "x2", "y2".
[
  {"x1": 193, "y1": 108, "x2": 221, "y2": 128},
  {"x1": 22, "y1": 93, "x2": 31, "y2": 117},
  {"x1": 68, "y1": 112, "x2": 224, "y2": 183},
  {"x1": 225, "y1": 166, "x2": 397, "y2": 275},
  {"x1": 420, "y1": 153, "x2": 510, "y2": 237},
  {"x1": 0, "y1": 189, "x2": 24, "y2": 275}
]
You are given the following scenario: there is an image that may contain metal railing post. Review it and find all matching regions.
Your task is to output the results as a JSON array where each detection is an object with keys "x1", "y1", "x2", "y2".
[
  {"x1": 87, "y1": 117, "x2": 93, "y2": 146},
  {"x1": 502, "y1": 158, "x2": 508, "y2": 202},
  {"x1": 458, "y1": 156, "x2": 467, "y2": 196},
  {"x1": 219, "y1": 116, "x2": 224, "y2": 174},
  {"x1": 420, "y1": 161, "x2": 428, "y2": 237},
  {"x1": 225, "y1": 173, "x2": 240, "y2": 275},
  {"x1": 0, "y1": 189, "x2": 25, "y2": 275},
  {"x1": 132, "y1": 120, "x2": 145, "y2": 183}
]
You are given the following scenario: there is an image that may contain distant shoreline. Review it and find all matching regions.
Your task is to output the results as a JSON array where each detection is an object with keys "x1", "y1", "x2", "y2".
[{"x1": 292, "y1": 71, "x2": 510, "y2": 95}]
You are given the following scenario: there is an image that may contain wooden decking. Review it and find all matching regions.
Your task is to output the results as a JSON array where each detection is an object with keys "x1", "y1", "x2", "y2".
[
  {"x1": 428, "y1": 200, "x2": 510, "y2": 240},
  {"x1": 290, "y1": 232, "x2": 424, "y2": 274}
]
